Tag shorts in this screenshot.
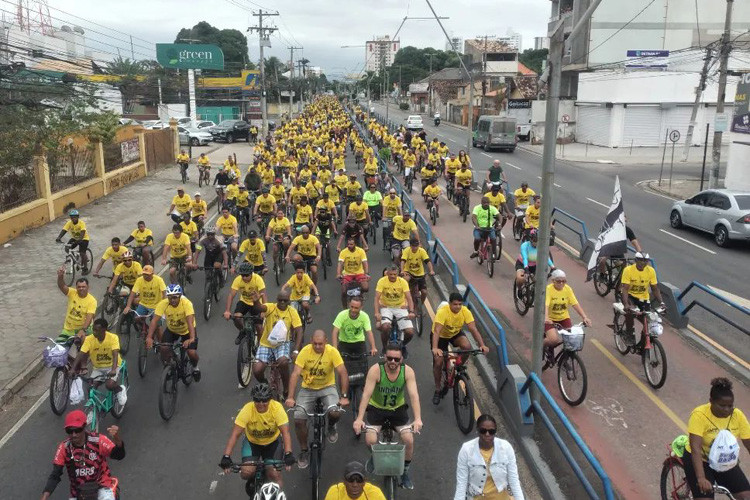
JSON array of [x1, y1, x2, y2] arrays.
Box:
[[169, 257, 187, 268], [380, 308, 413, 330], [294, 386, 339, 420], [545, 318, 572, 332], [628, 295, 651, 312], [683, 450, 750, 498], [341, 274, 367, 284], [365, 404, 410, 431], [204, 251, 224, 267], [291, 296, 311, 309], [90, 365, 121, 381], [69, 487, 116, 500], [68, 239, 89, 253], [433, 331, 466, 351], [515, 261, 536, 272], [241, 436, 280, 461], [406, 275, 427, 291], [234, 301, 263, 317], [135, 305, 165, 329], [391, 239, 410, 250], [222, 235, 237, 246], [133, 245, 151, 257], [301, 254, 318, 267], [256, 342, 292, 363], [473, 228, 497, 240], [162, 328, 198, 349]]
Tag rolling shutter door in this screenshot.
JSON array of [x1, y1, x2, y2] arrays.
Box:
[[622, 106, 662, 146], [576, 106, 611, 146], [661, 106, 694, 144]]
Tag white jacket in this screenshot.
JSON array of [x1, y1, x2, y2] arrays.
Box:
[[454, 437, 524, 500]]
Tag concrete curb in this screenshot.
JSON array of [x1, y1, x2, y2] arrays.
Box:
[[636, 180, 682, 200]]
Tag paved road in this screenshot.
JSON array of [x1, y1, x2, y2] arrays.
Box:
[[0, 149, 542, 499], [371, 101, 749, 362]]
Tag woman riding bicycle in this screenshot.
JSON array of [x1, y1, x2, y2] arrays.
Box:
[[514, 230, 554, 291], [543, 269, 592, 358]]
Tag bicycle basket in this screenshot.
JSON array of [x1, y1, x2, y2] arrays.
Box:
[[648, 316, 664, 337], [560, 326, 585, 351], [43, 344, 69, 368], [371, 443, 405, 476], [344, 356, 369, 383]]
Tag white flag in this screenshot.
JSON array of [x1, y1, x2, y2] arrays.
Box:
[[586, 176, 627, 281]]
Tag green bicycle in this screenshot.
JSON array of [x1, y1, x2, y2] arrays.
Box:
[[80, 362, 129, 433]]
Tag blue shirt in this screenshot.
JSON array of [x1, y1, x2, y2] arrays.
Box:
[[518, 241, 554, 268]]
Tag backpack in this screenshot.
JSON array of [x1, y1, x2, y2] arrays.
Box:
[[707, 412, 740, 472]]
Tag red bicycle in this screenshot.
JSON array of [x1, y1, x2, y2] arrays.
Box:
[[660, 439, 738, 499], [474, 227, 497, 278], [436, 349, 484, 434]]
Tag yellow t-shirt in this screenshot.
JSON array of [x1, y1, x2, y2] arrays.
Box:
[[445, 158, 461, 174], [285, 274, 314, 301], [260, 303, 302, 348], [268, 217, 291, 237], [514, 188, 536, 207], [292, 234, 319, 256], [306, 181, 323, 199], [164, 233, 191, 258], [239, 238, 266, 266], [155, 296, 195, 336], [226, 184, 239, 201], [81, 331, 121, 369], [621, 265, 658, 302], [235, 191, 250, 208], [270, 184, 286, 199], [255, 194, 277, 214], [295, 205, 314, 225], [231, 274, 266, 305], [191, 200, 207, 217], [456, 169, 473, 187], [177, 153, 189, 163], [325, 185, 341, 203], [295, 344, 343, 390], [318, 169, 332, 185], [63, 219, 89, 241], [375, 276, 410, 308], [130, 228, 153, 247], [63, 289, 98, 331], [345, 181, 362, 197], [545, 284, 579, 322], [433, 304, 475, 339], [298, 168, 313, 184], [290, 187, 307, 205], [197, 156, 210, 166], [235, 400, 289, 446], [392, 216, 417, 241], [114, 261, 142, 287], [334, 175, 348, 190], [382, 196, 401, 219], [525, 205, 540, 229], [401, 246, 429, 277], [686, 404, 750, 460], [364, 159, 378, 175], [424, 185, 441, 199], [348, 202, 368, 222], [484, 192, 506, 210], [217, 214, 238, 236], [316, 199, 336, 212], [338, 247, 367, 275], [171, 194, 193, 214], [102, 246, 128, 266], [131, 275, 166, 309], [324, 482, 387, 500], [180, 221, 198, 240]]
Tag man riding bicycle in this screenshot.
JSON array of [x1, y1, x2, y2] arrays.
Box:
[[236, 230, 267, 276], [390, 212, 419, 265], [374, 265, 416, 353], [161, 224, 194, 285], [177, 149, 189, 180], [122, 264, 166, 336], [55, 209, 90, 273], [337, 237, 370, 309], [57, 268, 96, 341], [266, 209, 293, 262], [337, 215, 368, 251], [620, 252, 665, 346], [193, 226, 229, 283], [70, 318, 127, 407], [123, 220, 154, 266], [485, 159, 507, 193], [455, 163, 473, 208], [283, 264, 321, 324], [469, 197, 500, 261], [332, 296, 378, 359], [400, 237, 435, 305], [224, 262, 267, 345], [348, 194, 371, 237], [217, 206, 240, 259], [287, 225, 321, 284], [167, 187, 192, 224], [363, 184, 383, 229]]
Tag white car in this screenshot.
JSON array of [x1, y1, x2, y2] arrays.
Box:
[[178, 127, 212, 146], [193, 120, 216, 130], [405, 115, 424, 131]]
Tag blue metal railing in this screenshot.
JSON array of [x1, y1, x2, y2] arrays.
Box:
[[520, 374, 615, 500], [414, 210, 433, 243], [401, 192, 414, 215], [432, 238, 460, 287], [677, 281, 750, 336], [462, 284, 510, 369], [551, 207, 589, 251]]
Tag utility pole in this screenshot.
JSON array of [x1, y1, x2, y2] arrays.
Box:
[[479, 34, 490, 117], [709, 0, 733, 189], [682, 46, 714, 161], [288, 46, 302, 118], [129, 35, 135, 60], [248, 10, 278, 139], [428, 54, 434, 115]]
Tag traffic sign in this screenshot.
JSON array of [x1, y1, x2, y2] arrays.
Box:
[[561, 114, 570, 123], [669, 130, 681, 142]]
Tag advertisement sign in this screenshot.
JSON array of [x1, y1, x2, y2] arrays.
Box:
[[625, 49, 669, 69], [731, 72, 750, 134], [121, 138, 140, 164], [508, 99, 531, 109], [197, 70, 259, 90], [156, 44, 225, 70]]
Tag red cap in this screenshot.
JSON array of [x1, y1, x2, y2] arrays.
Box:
[[274, 178, 282, 183], [64, 410, 87, 429]]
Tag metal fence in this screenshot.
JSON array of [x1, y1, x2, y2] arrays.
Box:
[[0, 160, 38, 213], [104, 137, 141, 172], [48, 146, 95, 194]]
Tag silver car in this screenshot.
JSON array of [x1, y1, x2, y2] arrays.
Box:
[[669, 189, 750, 247], [178, 127, 212, 146]]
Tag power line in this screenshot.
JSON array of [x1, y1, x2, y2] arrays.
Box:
[[40, 1, 154, 46]]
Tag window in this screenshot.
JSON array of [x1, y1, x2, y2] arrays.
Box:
[[492, 121, 514, 134], [688, 193, 710, 206], [707, 194, 731, 210], [735, 195, 750, 210]]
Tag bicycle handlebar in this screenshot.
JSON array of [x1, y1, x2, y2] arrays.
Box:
[[287, 403, 345, 418], [442, 349, 485, 357]]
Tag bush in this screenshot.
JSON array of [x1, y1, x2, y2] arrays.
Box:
[[399, 102, 409, 110]]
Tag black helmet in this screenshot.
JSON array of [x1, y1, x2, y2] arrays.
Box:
[[251, 383, 272, 401], [238, 262, 254, 275]]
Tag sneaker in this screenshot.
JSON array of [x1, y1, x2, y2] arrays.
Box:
[[400, 471, 414, 490], [365, 456, 375, 474], [432, 390, 441, 405], [297, 449, 310, 469], [116, 385, 127, 406], [623, 331, 636, 346], [327, 424, 338, 444], [469, 252, 478, 259], [193, 367, 201, 382], [234, 331, 245, 345]]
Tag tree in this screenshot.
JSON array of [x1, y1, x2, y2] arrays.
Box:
[[104, 57, 144, 76], [174, 21, 251, 75], [519, 48, 548, 74]]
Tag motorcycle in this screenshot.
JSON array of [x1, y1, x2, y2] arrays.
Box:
[[434, 114, 441, 126]]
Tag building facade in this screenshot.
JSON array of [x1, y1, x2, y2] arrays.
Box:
[[445, 36, 463, 54], [534, 36, 550, 50], [365, 36, 400, 73]]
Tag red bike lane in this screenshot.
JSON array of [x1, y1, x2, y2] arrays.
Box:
[[406, 182, 749, 498]]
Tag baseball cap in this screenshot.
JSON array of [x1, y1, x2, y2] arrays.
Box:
[[634, 252, 650, 260], [194, 192, 201, 196], [177, 187, 184, 192], [344, 461, 366, 480], [141, 265, 154, 275], [64, 410, 87, 429]]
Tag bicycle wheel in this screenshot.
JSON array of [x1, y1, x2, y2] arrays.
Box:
[[100, 293, 118, 323], [512, 219, 522, 241], [83, 248, 93, 275], [384, 475, 398, 500], [322, 247, 328, 281], [158, 364, 178, 421], [415, 299, 424, 337], [371, 223, 377, 245], [64, 256, 76, 287], [453, 372, 475, 434], [237, 337, 253, 387], [612, 313, 629, 355], [557, 351, 588, 406], [117, 313, 132, 355], [181, 166, 187, 184], [203, 279, 213, 321], [111, 367, 128, 418], [49, 367, 70, 415], [487, 253, 494, 278], [513, 281, 529, 316], [269, 365, 284, 402], [85, 405, 100, 433], [137, 333, 148, 378], [643, 338, 668, 389], [660, 457, 691, 500], [593, 268, 612, 297], [177, 265, 187, 289], [431, 206, 437, 225], [462, 199, 468, 223], [310, 447, 322, 500]]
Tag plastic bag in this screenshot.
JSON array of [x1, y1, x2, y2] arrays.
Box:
[[267, 319, 288, 346], [708, 429, 740, 472], [69, 378, 84, 405]]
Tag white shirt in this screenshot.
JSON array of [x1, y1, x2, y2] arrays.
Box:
[[454, 437, 524, 500]]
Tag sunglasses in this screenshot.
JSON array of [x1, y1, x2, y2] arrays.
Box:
[[478, 428, 497, 435], [253, 398, 270, 404], [385, 356, 402, 362], [277, 299, 290, 303], [553, 279, 566, 284], [65, 427, 84, 435], [346, 476, 365, 484]]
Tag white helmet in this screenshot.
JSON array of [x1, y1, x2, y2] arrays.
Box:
[[254, 482, 286, 500]]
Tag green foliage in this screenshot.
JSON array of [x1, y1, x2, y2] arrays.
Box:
[[105, 57, 144, 76], [175, 21, 251, 75], [519, 48, 548, 74]]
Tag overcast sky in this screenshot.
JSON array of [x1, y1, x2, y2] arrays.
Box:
[[52, 0, 550, 78]]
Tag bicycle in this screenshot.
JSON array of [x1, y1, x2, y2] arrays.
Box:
[[593, 257, 628, 301], [60, 242, 93, 286], [513, 270, 536, 316], [403, 168, 414, 194], [474, 228, 496, 278], [39, 336, 78, 415], [215, 459, 288, 499], [123, 310, 154, 378], [512, 206, 527, 241], [154, 340, 196, 421], [288, 402, 344, 500], [80, 367, 129, 432], [543, 323, 588, 406], [270, 236, 287, 287], [364, 421, 415, 499], [97, 278, 126, 338], [318, 230, 333, 281], [178, 162, 188, 184], [426, 197, 438, 226], [341, 351, 371, 436], [169, 258, 188, 288], [236, 314, 262, 388], [198, 166, 211, 187], [445, 176, 455, 202], [199, 266, 225, 321], [406, 279, 425, 337], [437, 349, 483, 434], [611, 303, 668, 389], [455, 187, 470, 223], [660, 440, 738, 499]]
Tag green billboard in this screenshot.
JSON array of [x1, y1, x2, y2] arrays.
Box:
[[156, 43, 224, 70]]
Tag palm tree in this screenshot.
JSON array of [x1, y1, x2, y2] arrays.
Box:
[[105, 57, 144, 76]]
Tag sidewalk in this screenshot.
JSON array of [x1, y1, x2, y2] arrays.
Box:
[[0, 141, 255, 405], [641, 177, 715, 199]]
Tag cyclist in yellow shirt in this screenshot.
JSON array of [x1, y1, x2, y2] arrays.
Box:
[[254, 188, 277, 227], [287, 225, 321, 283], [400, 237, 435, 305], [217, 206, 240, 259], [162, 224, 195, 284], [620, 252, 665, 346], [177, 150, 190, 180], [224, 262, 267, 344], [337, 237, 370, 309], [283, 263, 321, 324], [167, 187, 192, 223], [122, 220, 154, 266], [236, 230, 267, 276], [324, 462, 386, 500], [524, 194, 542, 236], [197, 153, 210, 182], [344, 174, 362, 205], [123, 264, 166, 321], [55, 209, 91, 273], [191, 192, 208, 229], [390, 213, 419, 265], [70, 318, 126, 406], [92, 237, 128, 277], [266, 209, 293, 264], [544, 269, 591, 357], [513, 182, 536, 209], [107, 251, 141, 300], [56, 266, 97, 340], [455, 163, 473, 210], [270, 179, 286, 202], [293, 197, 314, 232], [374, 265, 416, 350], [147, 285, 200, 380]]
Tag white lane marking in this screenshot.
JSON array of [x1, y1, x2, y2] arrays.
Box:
[[586, 197, 610, 209], [506, 162, 522, 170], [481, 152, 493, 158], [536, 175, 563, 188], [659, 229, 717, 255]]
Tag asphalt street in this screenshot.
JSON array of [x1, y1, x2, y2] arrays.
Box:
[[370, 101, 749, 361], [0, 152, 531, 499]]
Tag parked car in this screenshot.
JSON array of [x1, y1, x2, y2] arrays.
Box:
[[405, 115, 423, 131], [173, 117, 193, 126], [516, 121, 531, 141], [193, 120, 216, 130], [119, 117, 140, 126], [145, 121, 169, 130], [669, 189, 750, 247], [209, 119, 251, 143], [473, 115, 517, 152], [178, 127, 213, 146]]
